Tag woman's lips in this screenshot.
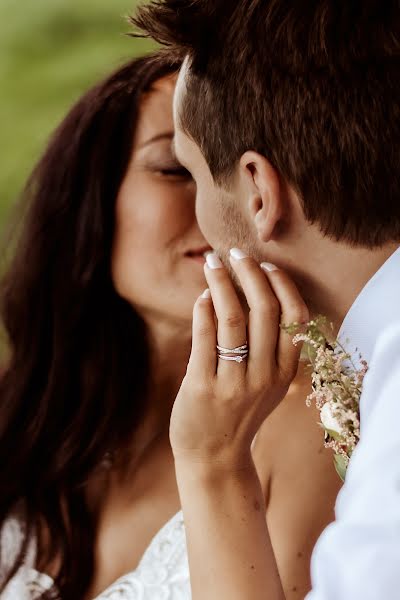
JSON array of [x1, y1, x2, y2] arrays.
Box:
[[185, 247, 213, 265], [187, 254, 207, 265]]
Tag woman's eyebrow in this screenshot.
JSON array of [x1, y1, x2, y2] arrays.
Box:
[[137, 132, 174, 149]]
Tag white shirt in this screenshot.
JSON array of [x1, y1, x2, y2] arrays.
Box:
[[307, 247, 400, 600]]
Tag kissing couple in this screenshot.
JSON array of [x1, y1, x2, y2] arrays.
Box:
[[133, 1, 400, 599], [0, 1, 398, 599]]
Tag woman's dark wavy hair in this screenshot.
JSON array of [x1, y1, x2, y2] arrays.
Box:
[[0, 52, 180, 599]]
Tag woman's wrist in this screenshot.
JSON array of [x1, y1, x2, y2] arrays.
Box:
[[173, 450, 258, 487]]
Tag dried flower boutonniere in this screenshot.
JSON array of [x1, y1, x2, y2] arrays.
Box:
[[282, 316, 368, 481]]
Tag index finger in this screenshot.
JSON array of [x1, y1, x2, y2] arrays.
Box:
[[187, 289, 218, 379], [260, 263, 309, 378], [228, 249, 282, 374]]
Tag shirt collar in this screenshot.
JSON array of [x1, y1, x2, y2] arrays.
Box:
[[338, 246, 400, 366]]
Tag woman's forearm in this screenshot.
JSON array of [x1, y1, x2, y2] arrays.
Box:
[[169, 256, 307, 599], [175, 458, 285, 600]]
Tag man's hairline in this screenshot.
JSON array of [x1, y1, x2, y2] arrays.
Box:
[[172, 56, 242, 191]]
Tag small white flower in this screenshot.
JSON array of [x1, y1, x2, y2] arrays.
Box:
[[320, 402, 343, 436]]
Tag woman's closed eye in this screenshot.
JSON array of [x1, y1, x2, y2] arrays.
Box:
[[158, 165, 192, 179], [154, 163, 192, 180], [140, 155, 193, 181]]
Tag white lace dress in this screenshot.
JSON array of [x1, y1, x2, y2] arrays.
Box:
[[0, 511, 190, 599]]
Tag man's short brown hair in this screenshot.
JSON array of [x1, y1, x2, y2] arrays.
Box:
[[133, 1, 400, 247]]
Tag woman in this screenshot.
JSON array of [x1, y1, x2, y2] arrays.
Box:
[[0, 53, 341, 600]]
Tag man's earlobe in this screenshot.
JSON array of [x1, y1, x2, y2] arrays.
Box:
[[240, 151, 283, 243]]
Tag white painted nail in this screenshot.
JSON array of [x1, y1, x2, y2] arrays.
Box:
[[260, 262, 279, 272], [201, 288, 211, 299], [230, 248, 248, 260], [206, 253, 223, 269]]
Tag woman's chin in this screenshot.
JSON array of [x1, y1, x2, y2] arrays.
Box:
[[171, 283, 208, 322]]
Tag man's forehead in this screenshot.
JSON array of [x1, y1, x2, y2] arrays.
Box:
[[172, 58, 209, 175], [172, 57, 189, 125], [172, 60, 190, 164]]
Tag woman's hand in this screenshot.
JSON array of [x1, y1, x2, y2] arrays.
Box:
[[170, 248, 309, 471], [170, 248, 308, 599]]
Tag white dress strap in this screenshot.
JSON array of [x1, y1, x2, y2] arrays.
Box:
[[93, 511, 190, 599], [0, 516, 56, 599]]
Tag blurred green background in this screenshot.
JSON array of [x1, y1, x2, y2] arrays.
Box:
[[0, 0, 154, 225]]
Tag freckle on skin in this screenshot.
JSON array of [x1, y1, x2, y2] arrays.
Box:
[[297, 551, 303, 558], [292, 586, 297, 592], [251, 565, 255, 570], [253, 500, 261, 512]]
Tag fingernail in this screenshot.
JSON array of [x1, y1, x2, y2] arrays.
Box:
[[206, 253, 223, 269], [230, 248, 248, 260], [201, 288, 211, 299], [260, 262, 279, 272]]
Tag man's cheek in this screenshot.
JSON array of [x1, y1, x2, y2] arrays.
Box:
[[195, 193, 218, 241]]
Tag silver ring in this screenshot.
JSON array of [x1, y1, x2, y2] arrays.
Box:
[[218, 354, 248, 363], [217, 343, 248, 355], [217, 342, 248, 363]]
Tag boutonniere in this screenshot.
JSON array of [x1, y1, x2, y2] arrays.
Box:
[[282, 317, 368, 481]]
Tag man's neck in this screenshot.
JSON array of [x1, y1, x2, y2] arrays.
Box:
[[294, 242, 400, 335]]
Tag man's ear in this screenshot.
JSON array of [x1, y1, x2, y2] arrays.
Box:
[[239, 151, 283, 242]]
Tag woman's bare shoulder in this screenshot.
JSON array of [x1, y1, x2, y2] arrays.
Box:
[[252, 362, 342, 599], [253, 361, 342, 502]]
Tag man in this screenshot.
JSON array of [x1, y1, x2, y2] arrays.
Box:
[[132, 1, 400, 598]]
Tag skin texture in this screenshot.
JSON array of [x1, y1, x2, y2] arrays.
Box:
[[168, 63, 400, 599], [87, 75, 341, 599]]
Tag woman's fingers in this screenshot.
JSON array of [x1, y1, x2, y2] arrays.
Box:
[[194, 250, 307, 388], [228, 249, 281, 375], [204, 253, 247, 377], [170, 250, 309, 466], [228, 250, 308, 384], [188, 289, 217, 379], [260, 262, 309, 379]]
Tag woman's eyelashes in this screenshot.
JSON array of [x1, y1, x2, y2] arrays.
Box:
[[142, 157, 192, 180], [158, 165, 192, 179]]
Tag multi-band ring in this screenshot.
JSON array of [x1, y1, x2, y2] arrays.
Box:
[[217, 342, 249, 363]]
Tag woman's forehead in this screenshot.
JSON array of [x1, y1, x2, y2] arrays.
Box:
[[135, 74, 177, 145]]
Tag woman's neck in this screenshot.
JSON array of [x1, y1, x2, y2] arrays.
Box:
[[113, 316, 192, 479], [148, 316, 193, 418]]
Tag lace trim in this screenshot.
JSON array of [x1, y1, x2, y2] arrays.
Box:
[[1, 512, 189, 599], [94, 511, 189, 599]]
